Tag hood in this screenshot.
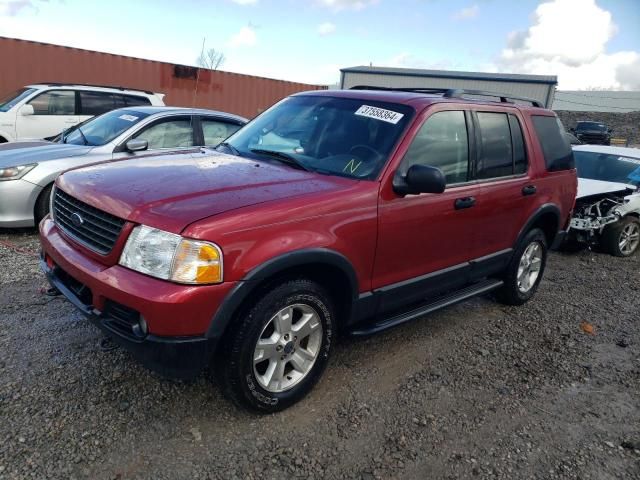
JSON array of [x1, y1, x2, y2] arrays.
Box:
[[577, 178, 637, 199], [57, 151, 354, 233], [0, 140, 53, 151], [0, 143, 92, 168]]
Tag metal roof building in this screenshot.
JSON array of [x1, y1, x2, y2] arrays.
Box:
[[340, 66, 558, 108]]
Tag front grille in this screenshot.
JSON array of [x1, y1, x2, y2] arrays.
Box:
[[578, 134, 607, 144], [53, 188, 125, 255]]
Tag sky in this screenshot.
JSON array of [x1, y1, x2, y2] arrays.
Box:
[[0, 0, 638, 90]]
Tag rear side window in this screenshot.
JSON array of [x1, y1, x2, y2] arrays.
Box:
[[531, 115, 574, 171], [79, 91, 117, 115], [123, 95, 152, 107], [510, 115, 527, 174], [28, 90, 75, 115], [475, 113, 513, 179], [474, 112, 528, 179], [401, 110, 469, 184]]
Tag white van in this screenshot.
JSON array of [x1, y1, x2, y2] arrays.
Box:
[[0, 83, 165, 142]]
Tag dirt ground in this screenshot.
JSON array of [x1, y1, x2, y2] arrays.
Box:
[[0, 229, 638, 480]]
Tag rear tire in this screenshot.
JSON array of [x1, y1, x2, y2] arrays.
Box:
[[602, 216, 640, 257], [496, 228, 548, 306], [34, 184, 53, 226], [215, 278, 335, 413]]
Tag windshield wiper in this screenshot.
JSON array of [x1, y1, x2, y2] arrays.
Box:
[[76, 127, 90, 146], [250, 148, 311, 171], [217, 142, 240, 156]]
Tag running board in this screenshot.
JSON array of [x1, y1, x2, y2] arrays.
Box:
[[349, 279, 504, 336]]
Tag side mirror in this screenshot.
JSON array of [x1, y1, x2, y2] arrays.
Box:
[[569, 127, 575, 133], [20, 104, 35, 116], [125, 139, 148, 152], [393, 164, 446, 196]]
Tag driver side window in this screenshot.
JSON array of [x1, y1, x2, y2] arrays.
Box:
[[401, 110, 469, 185], [133, 116, 194, 150]]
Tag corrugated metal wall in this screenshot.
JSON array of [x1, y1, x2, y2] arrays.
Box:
[[0, 37, 326, 118], [341, 72, 555, 108]]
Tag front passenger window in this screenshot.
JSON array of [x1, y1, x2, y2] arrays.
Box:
[[133, 117, 194, 149], [201, 118, 242, 146], [400, 110, 469, 184], [28, 90, 75, 115]]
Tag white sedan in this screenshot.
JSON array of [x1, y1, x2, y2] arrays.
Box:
[[568, 145, 640, 257]]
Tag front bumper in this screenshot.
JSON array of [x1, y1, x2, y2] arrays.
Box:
[[39, 217, 237, 378], [0, 178, 42, 227]]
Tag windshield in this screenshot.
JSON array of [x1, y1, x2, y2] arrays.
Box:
[[64, 109, 150, 146], [219, 95, 414, 179], [0, 88, 36, 112], [576, 122, 606, 131], [574, 150, 640, 186]]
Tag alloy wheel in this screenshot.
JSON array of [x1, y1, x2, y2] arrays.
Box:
[[253, 304, 323, 393], [517, 241, 543, 293], [618, 222, 640, 256]]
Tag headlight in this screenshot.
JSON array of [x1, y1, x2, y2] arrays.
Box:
[[0, 163, 37, 181], [119, 225, 223, 284]]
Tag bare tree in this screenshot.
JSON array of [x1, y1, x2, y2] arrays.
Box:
[[197, 48, 226, 70]]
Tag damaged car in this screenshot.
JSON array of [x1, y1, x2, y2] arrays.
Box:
[[567, 145, 640, 257]]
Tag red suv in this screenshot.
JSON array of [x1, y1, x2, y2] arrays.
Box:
[[40, 88, 577, 412]]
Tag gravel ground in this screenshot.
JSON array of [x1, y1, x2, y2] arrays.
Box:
[[0, 229, 639, 480]]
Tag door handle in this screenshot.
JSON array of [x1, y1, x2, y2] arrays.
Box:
[[454, 196, 476, 210], [522, 185, 537, 196]]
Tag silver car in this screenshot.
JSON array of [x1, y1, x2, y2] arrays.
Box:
[[0, 106, 247, 227]]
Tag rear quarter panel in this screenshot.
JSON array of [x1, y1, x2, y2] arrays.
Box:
[[521, 110, 578, 229]]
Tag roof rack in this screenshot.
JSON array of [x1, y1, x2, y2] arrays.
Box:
[[349, 85, 543, 108], [39, 82, 155, 95]]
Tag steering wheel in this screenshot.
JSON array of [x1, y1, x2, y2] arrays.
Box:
[[349, 144, 381, 161]]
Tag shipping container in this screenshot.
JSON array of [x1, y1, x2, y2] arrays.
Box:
[[0, 36, 326, 118]]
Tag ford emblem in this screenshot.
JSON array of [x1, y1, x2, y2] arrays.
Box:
[[70, 212, 84, 227]]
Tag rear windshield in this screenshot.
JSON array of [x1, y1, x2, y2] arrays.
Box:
[[574, 150, 640, 186], [219, 95, 415, 180], [576, 122, 606, 131], [531, 115, 574, 171], [0, 88, 36, 112]]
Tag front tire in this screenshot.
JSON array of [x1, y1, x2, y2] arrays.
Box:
[[216, 279, 335, 413], [34, 184, 53, 226], [496, 228, 548, 306], [602, 216, 640, 257]]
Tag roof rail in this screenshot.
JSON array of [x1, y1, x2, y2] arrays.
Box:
[[39, 82, 156, 95], [349, 85, 543, 108]]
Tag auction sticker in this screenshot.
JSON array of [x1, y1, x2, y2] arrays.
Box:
[[119, 114, 139, 122], [355, 105, 404, 124]]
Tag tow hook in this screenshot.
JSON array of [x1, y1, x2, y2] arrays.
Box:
[[45, 286, 61, 297]]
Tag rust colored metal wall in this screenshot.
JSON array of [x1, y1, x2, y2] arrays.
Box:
[[0, 36, 326, 118]]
